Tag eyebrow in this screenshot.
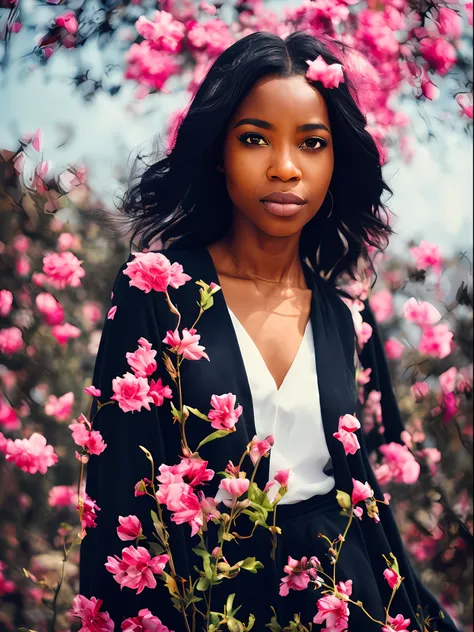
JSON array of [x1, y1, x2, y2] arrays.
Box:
[[233, 117, 330, 133]]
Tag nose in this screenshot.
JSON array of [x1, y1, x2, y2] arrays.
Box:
[[266, 150, 302, 181]]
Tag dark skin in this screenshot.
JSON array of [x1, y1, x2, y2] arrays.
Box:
[[207, 74, 335, 390]]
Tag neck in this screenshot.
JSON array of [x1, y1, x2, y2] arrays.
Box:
[[215, 225, 306, 288]]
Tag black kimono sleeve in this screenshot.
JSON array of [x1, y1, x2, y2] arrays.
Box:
[[78, 261, 171, 626]]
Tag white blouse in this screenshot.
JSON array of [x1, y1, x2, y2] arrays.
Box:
[[218, 306, 335, 506]]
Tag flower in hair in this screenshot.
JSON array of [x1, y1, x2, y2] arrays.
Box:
[[305, 56, 345, 89]]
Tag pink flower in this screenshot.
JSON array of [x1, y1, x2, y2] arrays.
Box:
[[126, 337, 158, 378], [42, 251, 85, 289], [313, 593, 350, 630], [51, 322, 82, 345], [0, 327, 24, 356], [274, 468, 291, 488], [169, 489, 204, 536], [82, 302, 102, 327], [69, 417, 107, 456], [435, 7, 462, 40], [410, 382, 429, 401], [369, 289, 393, 323], [135, 10, 186, 53], [382, 613, 412, 631], [351, 479, 374, 505], [333, 414, 360, 455], [107, 305, 117, 320], [402, 297, 441, 327], [420, 37, 457, 75], [121, 608, 173, 632], [0, 290, 13, 317], [279, 556, 321, 596], [385, 338, 405, 360], [219, 477, 249, 500], [105, 546, 169, 594], [207, 393, 243, 431], [161, 457, 214, 488], [418, 324, 454, 359], [123, 252, 172, 293], [383, 567, 401, 589], [78, 494, 101, 532], [379, 442, 421, 485], [5, 432, 58, 474], [84, 385, 101, 397], [117, 515, 143, 541], [249, 434, 274, 466], [55, 10, 78, 34], [36, 292, 65, 325], [148, 378, 173, 406], [71, 594, 114, 632], [0, 395, 20, 431], [306, 55, 345, 89], [163, 327, 209, 361], [336, 579, 353, 599], [456, 92, 473, 118], [48, 485, 77, 507], [409, 241, 443, 275], [45, 391, 74, 422], [111, 372, 154, 413]]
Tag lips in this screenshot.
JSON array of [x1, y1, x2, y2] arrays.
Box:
[[260, 191, 306, 204]]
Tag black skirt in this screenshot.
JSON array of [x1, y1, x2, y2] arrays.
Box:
[[208, 489, 456, 631]]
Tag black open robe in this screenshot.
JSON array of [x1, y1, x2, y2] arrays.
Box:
[[79, 245, 459, 631]]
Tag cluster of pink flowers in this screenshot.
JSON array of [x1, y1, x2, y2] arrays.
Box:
[[403, 297, 454, 360], [71, 595, 114, 632], [156, 457, 219, 535], [2, 432, 58, 474]]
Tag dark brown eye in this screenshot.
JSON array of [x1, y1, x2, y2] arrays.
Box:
[[238, 133, 327, 151]]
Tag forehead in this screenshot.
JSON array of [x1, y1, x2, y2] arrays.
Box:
[[231, 75, 330, 126]]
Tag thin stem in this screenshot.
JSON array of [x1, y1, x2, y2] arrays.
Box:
[[50, 546, 66, 632]]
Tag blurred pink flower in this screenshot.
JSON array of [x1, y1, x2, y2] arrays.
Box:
[[352, 479, 374, 505], [418, 323, 454, 359], [111, 372, 154, 413], [82, 302, 102, 327], [55, 10, 78, 34], [107, 305, 117, 320], [369, 288, 393, 323], [135, 10, 186, 53], [0, 290, 13, 317], [5, 432, 58, 474], [43, 251, 85, 289], [84, 385, 101, 397], [0, 395, 20, 431], [48, 485, 77, 507], [274, 468, 291, 488], [0, 327, 24, 356], [385, 338, 405, 360], [45, 391, 74, 422], [71, 594, 114, 632], [207, 392, 243, 431], [420, 37, 457, 75], [402, 297, 441, 327], [51, 322, 82, 345], [105, 546, 169, 594], [36, 292, 65, 325], [409, 241, 443, 275], [379, 442, 421, 485], [435, 7, 462, 40], [456, 92, 473, 118]]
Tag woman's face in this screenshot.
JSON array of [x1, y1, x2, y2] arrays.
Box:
[[219, 74, 334, 239]]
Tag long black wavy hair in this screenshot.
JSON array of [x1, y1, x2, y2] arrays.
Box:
[[118, 30, 395, 287]]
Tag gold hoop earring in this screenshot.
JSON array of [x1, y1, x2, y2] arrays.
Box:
[[324, 190, 334, 219]]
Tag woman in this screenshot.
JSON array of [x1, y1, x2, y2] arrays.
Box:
[[79, 31, 459, 631]]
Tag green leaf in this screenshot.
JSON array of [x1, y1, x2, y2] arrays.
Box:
[[186, 406, 211, 422], [196, 576, 210, 592], [239, 557, 264, 573], [196, 429, 230, 450]]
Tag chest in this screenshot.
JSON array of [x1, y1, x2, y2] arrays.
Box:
[[219, 278, 312, 392]]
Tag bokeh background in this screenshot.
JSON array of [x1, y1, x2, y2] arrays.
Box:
[[0, 0, 472, 630]]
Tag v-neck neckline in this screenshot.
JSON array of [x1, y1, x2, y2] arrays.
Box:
[[227, 306, 311, 395]]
